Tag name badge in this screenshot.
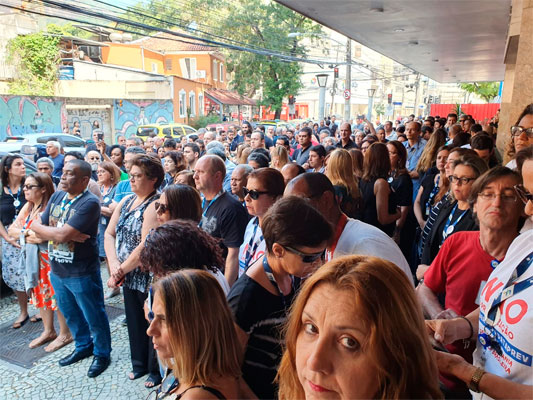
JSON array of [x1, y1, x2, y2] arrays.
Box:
[[475, 280, 487, 305], [57, 221, 64, 228]]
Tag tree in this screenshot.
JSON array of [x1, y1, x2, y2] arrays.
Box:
[[128, 0, 322, 119], [374, 103, 385, 118], [7, 33, 60, 96], [459, 82, 499, 103]]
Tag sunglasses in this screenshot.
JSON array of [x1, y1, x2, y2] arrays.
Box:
[[154, 202, 169, 214], [510, 126, 533, 138], [284, 246, 325, 263], [515, 184, 533, 204], [22, 184, 41, 190], [243, 187, 269, 200]]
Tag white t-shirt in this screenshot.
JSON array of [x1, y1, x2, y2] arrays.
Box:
[[332, 218, 414, 286], [472, 230, 533, 400], [211, 268, 230, 295], [238, 217, 266, 277]]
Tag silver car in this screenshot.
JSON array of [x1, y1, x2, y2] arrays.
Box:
[[0, 133, 86, 160]]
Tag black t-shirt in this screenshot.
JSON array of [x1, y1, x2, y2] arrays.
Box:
[[360, 178, 397, 236], [228, 274, 294, 399], [419, 173, 438, 220], [390, 172, 413, 207], [41, 190, 101, 278], [199, 191, 248, 249]]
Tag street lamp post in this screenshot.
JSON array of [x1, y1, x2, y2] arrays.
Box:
[[367, 87, 376, 122], [316, 74, 329, 121]]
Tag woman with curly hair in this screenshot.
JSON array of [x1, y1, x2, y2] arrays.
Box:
[[278, 255, 442, 399], [325, 148, 363, 219]]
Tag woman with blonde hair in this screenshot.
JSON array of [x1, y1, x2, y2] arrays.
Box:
[[278, 255, 442, 400], [147, 269, 241, 399], [416, 128, 448, 179], [325, 149, 362, 219], [270, 145, 289, 170]]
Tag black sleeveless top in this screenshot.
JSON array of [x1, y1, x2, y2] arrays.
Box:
[[360, 177, 397, 237], [173, 385, 226, 399]]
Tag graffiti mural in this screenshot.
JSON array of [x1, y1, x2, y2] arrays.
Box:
[[113, 99, 173, 137], [0, 96, 67, 140], [67, 108, 112, 141]]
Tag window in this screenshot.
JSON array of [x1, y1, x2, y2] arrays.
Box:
[[179, 89, 186, 118], [219, 63, 224, 82], [212, 59, 218, 81], [183, 126, 196, 135], [198, 93, 204, 115], [179, 57, 197, 79], [173, 127, 183, 137], [165, 58, 172, 71], [189, 91, 196, 117]]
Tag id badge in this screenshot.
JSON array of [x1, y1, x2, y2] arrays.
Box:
[[19, 234, 25, 247], [101, 216, 107, 226], [57, 221, 64, 228], [475, 280, 487, 305]]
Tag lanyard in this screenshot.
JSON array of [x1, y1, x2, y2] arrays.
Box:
[[243, 217, 263, 267], [425, 175, 440, 216], [7, 185, 22, 210], [325, 213, 348, 262], [485, 251, 533, 327], [59, 190, 86, 223], [441, 203, 468, 243], [23, 203, 42, 230], [201, 191, 224, 218], [262, 257, 292, 310]]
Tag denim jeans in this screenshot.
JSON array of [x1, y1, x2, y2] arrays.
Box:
[[50, 269, 112, 358]]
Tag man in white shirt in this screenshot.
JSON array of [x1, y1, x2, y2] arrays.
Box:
[[284, 173, 413, 285]]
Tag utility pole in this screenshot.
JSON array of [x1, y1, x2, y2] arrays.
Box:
[[344, 38, 351, 121], [413, 72, 421, 117]]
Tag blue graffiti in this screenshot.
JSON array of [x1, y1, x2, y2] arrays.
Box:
[[0, 96, 65, 140], [114, 99, 173, 137]]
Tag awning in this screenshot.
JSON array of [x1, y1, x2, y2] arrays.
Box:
[[204, 89, 256, 106]]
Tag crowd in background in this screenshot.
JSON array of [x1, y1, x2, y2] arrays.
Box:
[[0, 103, 532, 399]]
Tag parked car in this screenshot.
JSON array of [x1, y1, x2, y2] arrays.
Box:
[[136, 123, 197, 140], [0, 133, 86, 161], [258, 120, 294, 131]]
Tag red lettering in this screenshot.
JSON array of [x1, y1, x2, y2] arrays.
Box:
[[482, 278, 503, 303], [505, 299, 528, 325]]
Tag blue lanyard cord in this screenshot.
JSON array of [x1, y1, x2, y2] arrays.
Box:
[[59, 190, 86, 223], [485, 251, 533, 327], [7, 185, 21, 201], [441, 203, 468, 243], [425, 175, 441, 216], [244, 218, 263, 267], [201, 191, 224, 217], [262, 257, 292, 310]]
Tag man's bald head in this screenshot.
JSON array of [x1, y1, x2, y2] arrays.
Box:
[[281, 162, 305, 186], [284, 173, 337, 220]]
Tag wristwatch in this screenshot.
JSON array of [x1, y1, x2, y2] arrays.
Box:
[[468, 367, 485, 392]]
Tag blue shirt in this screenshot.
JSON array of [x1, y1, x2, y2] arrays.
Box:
[[113, 179, 132, 203], [404, 138, 427, 201], [51, 154, 65, 179]]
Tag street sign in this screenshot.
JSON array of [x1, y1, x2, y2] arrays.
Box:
[[393, 101, 402, 106], [385, 104, 394, 116], [343, 89, 351, 100]]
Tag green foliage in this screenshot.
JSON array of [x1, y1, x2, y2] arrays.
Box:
[[189, 114, 220, 129], [374, 103, 385, 117], [7, 33, 60, 96], [453, 103, 462, 116], [46, 23, 93, 38], [459, 82, 499, 103], [130, 0, 322, 119]]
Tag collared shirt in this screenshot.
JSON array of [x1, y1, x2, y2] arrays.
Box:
[[403, 138, 427, 172], [386, 131, 397, 141], [306, 166, 325, 174], [336, 139, 358, 150], [294, 145, 312, 165]]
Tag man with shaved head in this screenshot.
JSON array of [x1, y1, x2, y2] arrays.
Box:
[[336, 122, 357, 149], [194, 155, 248, 286], [284, 173, 413, 284], [280, 162, 305, 186]]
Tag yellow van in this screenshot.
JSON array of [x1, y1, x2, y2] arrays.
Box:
[[136, 123, 197, 139]]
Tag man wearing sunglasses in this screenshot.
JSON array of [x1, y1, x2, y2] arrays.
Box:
[[194, 155, 248, 286], [284, 173, 413, 284]]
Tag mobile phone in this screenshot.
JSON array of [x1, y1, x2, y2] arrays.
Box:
[[429, 336, 450, 353], [97, 132, 104, 141]]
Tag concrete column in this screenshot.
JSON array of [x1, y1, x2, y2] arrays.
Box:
[[497, 0, 533, 162]]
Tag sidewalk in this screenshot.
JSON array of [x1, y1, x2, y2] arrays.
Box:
[[0, 266, 151, 400]]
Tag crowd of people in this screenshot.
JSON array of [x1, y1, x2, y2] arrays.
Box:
[[0, 102, 532, 399]]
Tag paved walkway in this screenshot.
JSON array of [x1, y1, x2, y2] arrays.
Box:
[[0, 266, 151, 399]]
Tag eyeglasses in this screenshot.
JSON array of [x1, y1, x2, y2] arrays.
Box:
[[129, 173, 144, 181], [449, 175, 477, 185], [23, 184, 40, 190], [154, 202, 169, 214], [510, 126, 533, 138], [284, 246, 325, 263], [515, 184, 533, 204], [243, 187, 269, 200], [477, 192, 517, 203], [145, 369, 179, 400]]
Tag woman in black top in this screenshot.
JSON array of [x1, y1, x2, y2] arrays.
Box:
[[360, 143, 401, 236], [227, 196, 332, 399], [420, 154, 488, 265], [0, 154, 28, 329]]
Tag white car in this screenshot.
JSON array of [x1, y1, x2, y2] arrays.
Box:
[[0, 133, 86, 160]]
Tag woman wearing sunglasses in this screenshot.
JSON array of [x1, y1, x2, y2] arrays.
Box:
[[228, 196, 333, 399], [155, 184, 202, 225], [505, 103, 533, 170], [238, 167, 285, 277]]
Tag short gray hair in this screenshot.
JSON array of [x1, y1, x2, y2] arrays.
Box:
[[206, 146, 226, 161], [125, 146, 146, 155], [36, 157, 54, 169], [46, 140, 61, 150], [233, 163, 253, 177]]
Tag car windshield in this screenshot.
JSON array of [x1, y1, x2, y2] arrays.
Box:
[[138, 127, 158, 136]]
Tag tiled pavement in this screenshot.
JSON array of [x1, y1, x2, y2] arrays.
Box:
[[0, 266, 151, 399]]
